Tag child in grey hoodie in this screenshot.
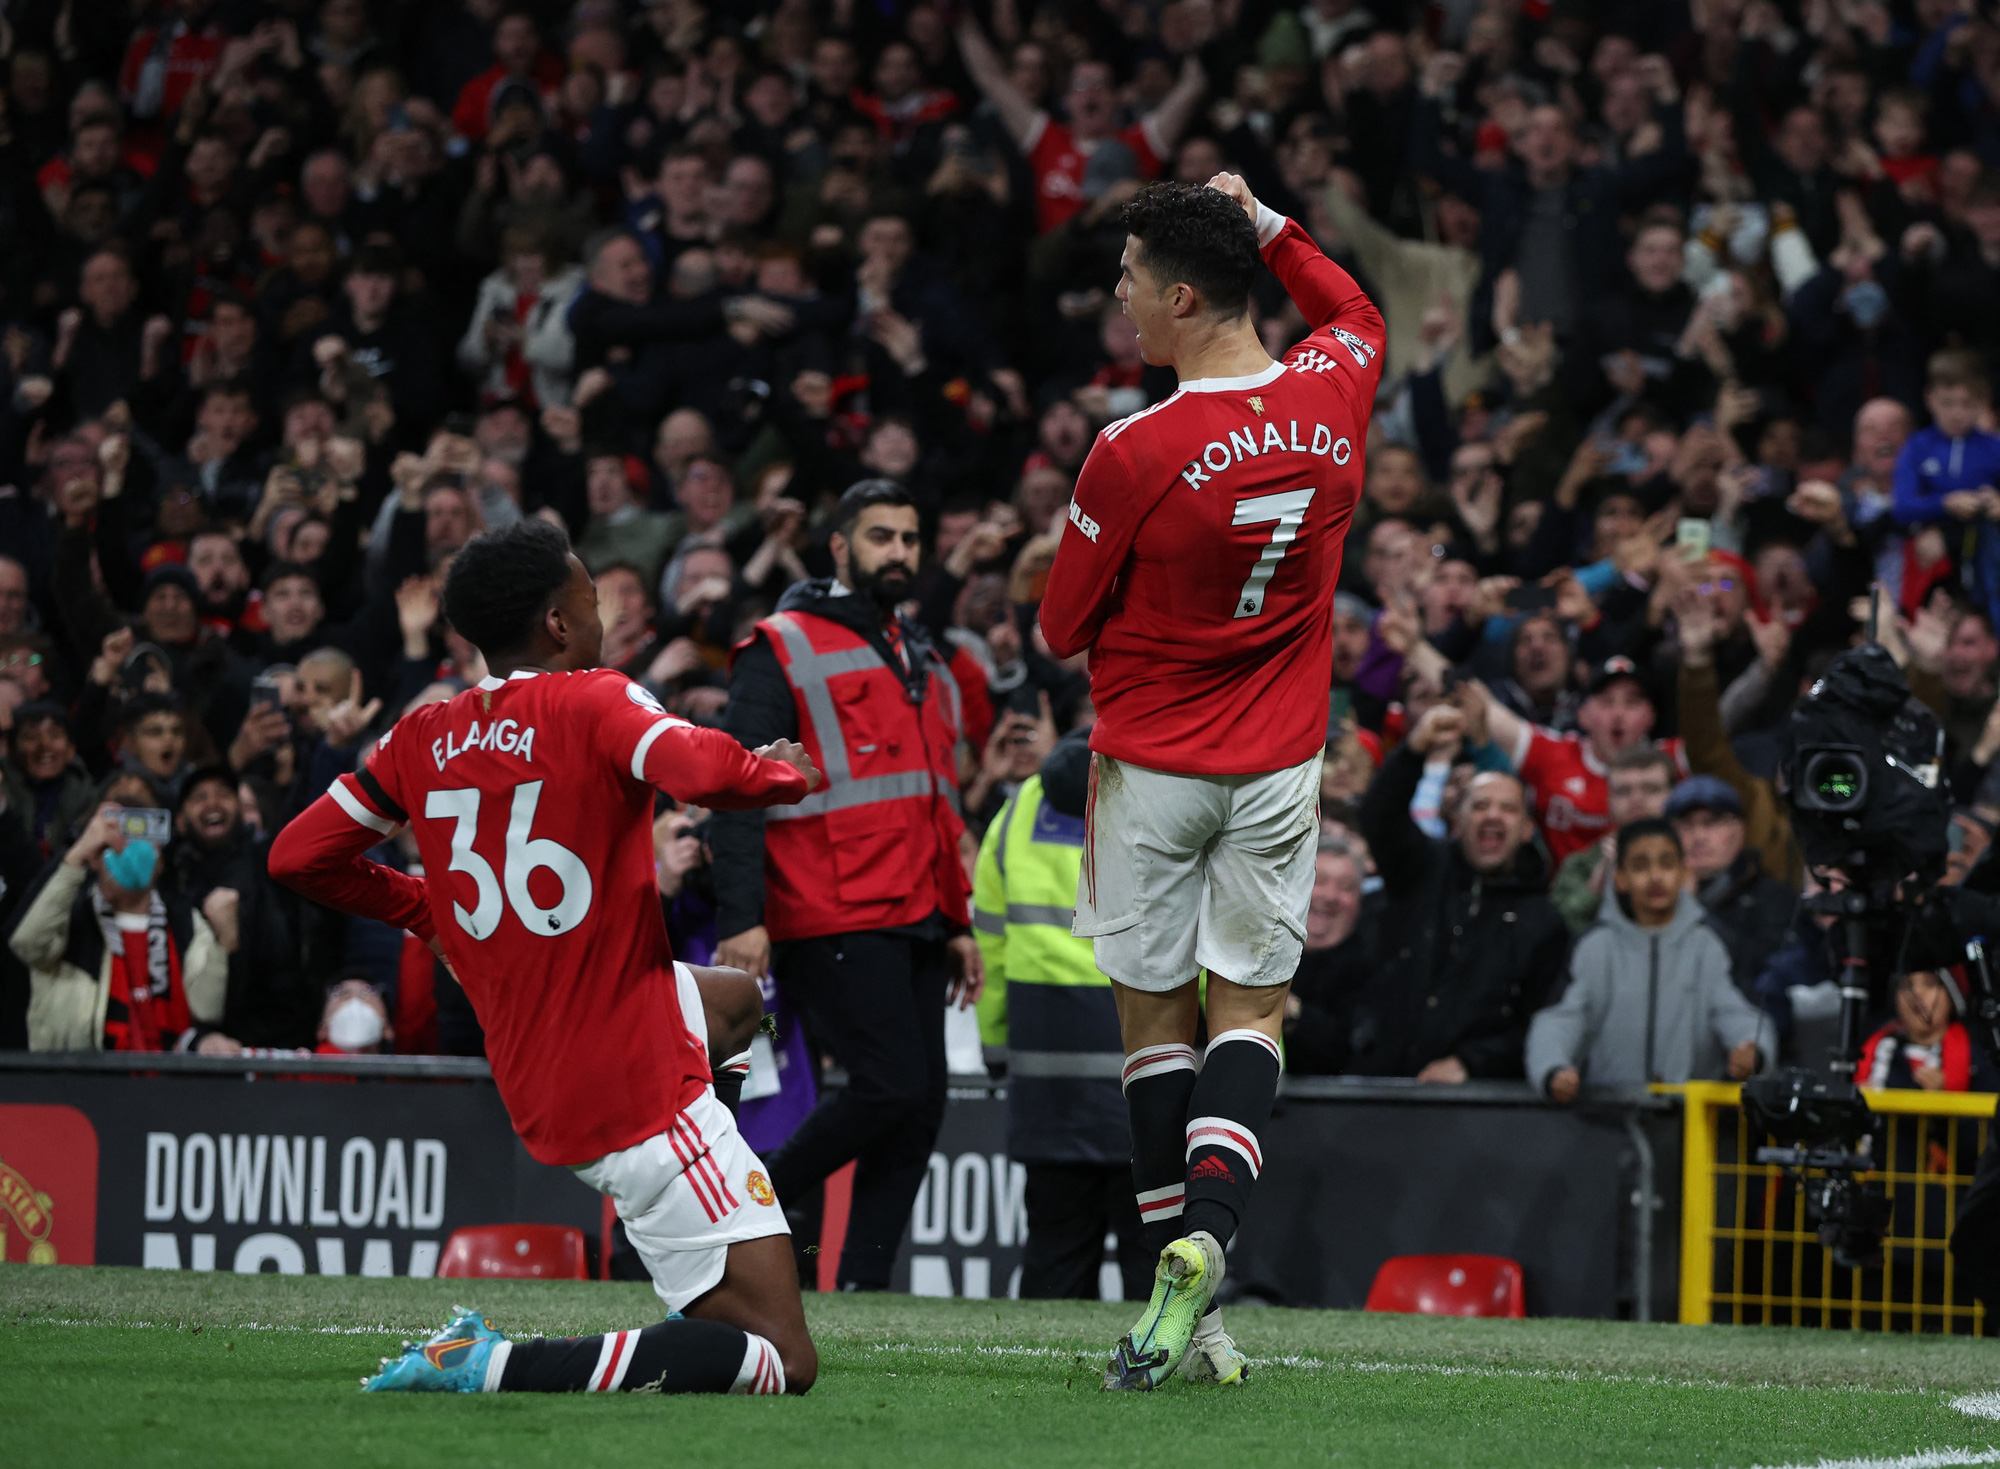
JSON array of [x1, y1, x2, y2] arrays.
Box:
[[1527, 818, 1774, 1102]]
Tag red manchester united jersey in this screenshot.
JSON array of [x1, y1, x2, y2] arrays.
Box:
[[1510, 726, 1690, 865], [1039, 214, 1386, 776], [1023, 114, 1163, 233], [270, 668, 809, 1165]]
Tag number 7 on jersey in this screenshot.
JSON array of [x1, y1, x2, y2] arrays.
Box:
[[1231, 487, 1317, 618]]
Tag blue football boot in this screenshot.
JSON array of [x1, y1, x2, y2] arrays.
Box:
[[363, 1307, 505, 1393]]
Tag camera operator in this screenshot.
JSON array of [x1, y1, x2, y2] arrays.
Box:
[[1666, 777, 1796, 998]]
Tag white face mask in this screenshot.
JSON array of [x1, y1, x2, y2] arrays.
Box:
[[326, 996, 385, 1052]]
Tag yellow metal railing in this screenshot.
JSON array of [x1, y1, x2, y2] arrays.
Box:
[[1667, 1081, 1993, 1332]]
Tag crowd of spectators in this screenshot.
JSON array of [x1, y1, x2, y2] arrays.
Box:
[[5, 0, 2000, 1096]]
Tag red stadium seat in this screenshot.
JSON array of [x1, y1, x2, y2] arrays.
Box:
[[1363, 1254, 1526, 1318], [437, 1225, 588, 1280]]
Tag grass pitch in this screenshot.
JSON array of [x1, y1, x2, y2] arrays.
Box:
[[6, 1266, 2000, 1468]]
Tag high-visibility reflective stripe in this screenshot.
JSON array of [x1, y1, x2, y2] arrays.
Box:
[[1006, 902, 1075, 928], [972, 910, 1005, 936], [766, 768, 940, 821], [931, 656, 964, 817], [767, 613, 962, 821], [1008, 1050, 1126, 1079], [766, 614, 851, 789], [770, 638, 880, 684], [992, 792, 1020, 882], [934, 657, 963, 739]]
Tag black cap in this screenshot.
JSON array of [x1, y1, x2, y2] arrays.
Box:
[[1039, 727, 1092, 819], [142, 563, 201, 605], [1586, 654, 1650, 700], [174, 763, 237, 812]]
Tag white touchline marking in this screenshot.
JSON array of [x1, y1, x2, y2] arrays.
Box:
[[857, 1343, 1916, 1396], [1956, 1396, 2000, 1421], [1738, 1450, 2000, 1469], [26, 1317, 434, 1336]]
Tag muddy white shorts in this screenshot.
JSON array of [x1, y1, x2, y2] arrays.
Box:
[[1073, 752, 1320, 992], [570, 967, 788, 1313]]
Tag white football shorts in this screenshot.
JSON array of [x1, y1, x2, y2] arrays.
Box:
[[1072, 752, 1320, 992], [569, 964, 789, 1313]]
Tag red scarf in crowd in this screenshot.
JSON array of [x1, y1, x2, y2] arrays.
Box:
[[93, 892, 191, 1052]]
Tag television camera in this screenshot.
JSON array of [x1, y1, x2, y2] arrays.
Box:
[[1761, 635, 2000, 1269]]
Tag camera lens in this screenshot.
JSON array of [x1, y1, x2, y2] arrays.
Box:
[[1801, 748, 1867, 810]]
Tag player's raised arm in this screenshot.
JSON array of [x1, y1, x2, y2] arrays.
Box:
[[269, 767, 436, 940], [624, 702, 821, 809], [1208, 172, 1385, 350]]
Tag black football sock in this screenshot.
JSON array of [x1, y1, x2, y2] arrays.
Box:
[[1122, 1042, 1199, 1259], [712, 1048, 753, 1117], [1180, 1028, 1282, 1247], [494, 1319, 785, 1394]]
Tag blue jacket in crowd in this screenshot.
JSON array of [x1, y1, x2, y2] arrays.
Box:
[[1892, 425, 2000, 631]]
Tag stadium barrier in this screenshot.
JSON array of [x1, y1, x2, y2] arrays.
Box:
[[0, 1051, 602, 1276], [1231, 1079, 1680, 1321], [1666, 1080, 1991, 1333], [0, 1052, 1021, 1288], [0, 1055, 1679, 1316], [28, 1055, 1981, 1330]]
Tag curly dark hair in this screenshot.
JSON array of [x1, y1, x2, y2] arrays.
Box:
[[442, 519, 574, 658], [1119, 182, 1262, 319]]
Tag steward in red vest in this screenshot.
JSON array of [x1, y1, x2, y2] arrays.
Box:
[[710, 481, 986, 1292]]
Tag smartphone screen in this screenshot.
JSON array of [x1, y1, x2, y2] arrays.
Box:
[[113, 807, 173, 847], [1677, 518, 1712, 564]]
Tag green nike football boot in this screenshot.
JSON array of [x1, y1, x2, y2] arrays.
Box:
[[1102, 1231, 1224, 1391]]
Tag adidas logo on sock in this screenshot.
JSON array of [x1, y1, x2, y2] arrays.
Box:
[[1189, 1156, 1235, 1184]]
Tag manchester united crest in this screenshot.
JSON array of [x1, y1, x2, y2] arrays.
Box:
[[746, 1170, 776, 1207], [0, 1153, 58, 1264]]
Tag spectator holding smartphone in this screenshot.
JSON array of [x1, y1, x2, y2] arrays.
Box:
[[9, 784, 232, 1052], [963, 689, 1057, 829]]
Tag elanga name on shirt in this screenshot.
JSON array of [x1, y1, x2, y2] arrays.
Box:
[[1178, 418, 1354, 491], [431, 717, 538, 771]]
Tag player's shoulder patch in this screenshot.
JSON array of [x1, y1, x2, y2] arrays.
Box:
[[1329, 326, 1377, 367], [576, 666, 667, 714], [1292, 329, 1377, 375], [622, 679, 666, 715]]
